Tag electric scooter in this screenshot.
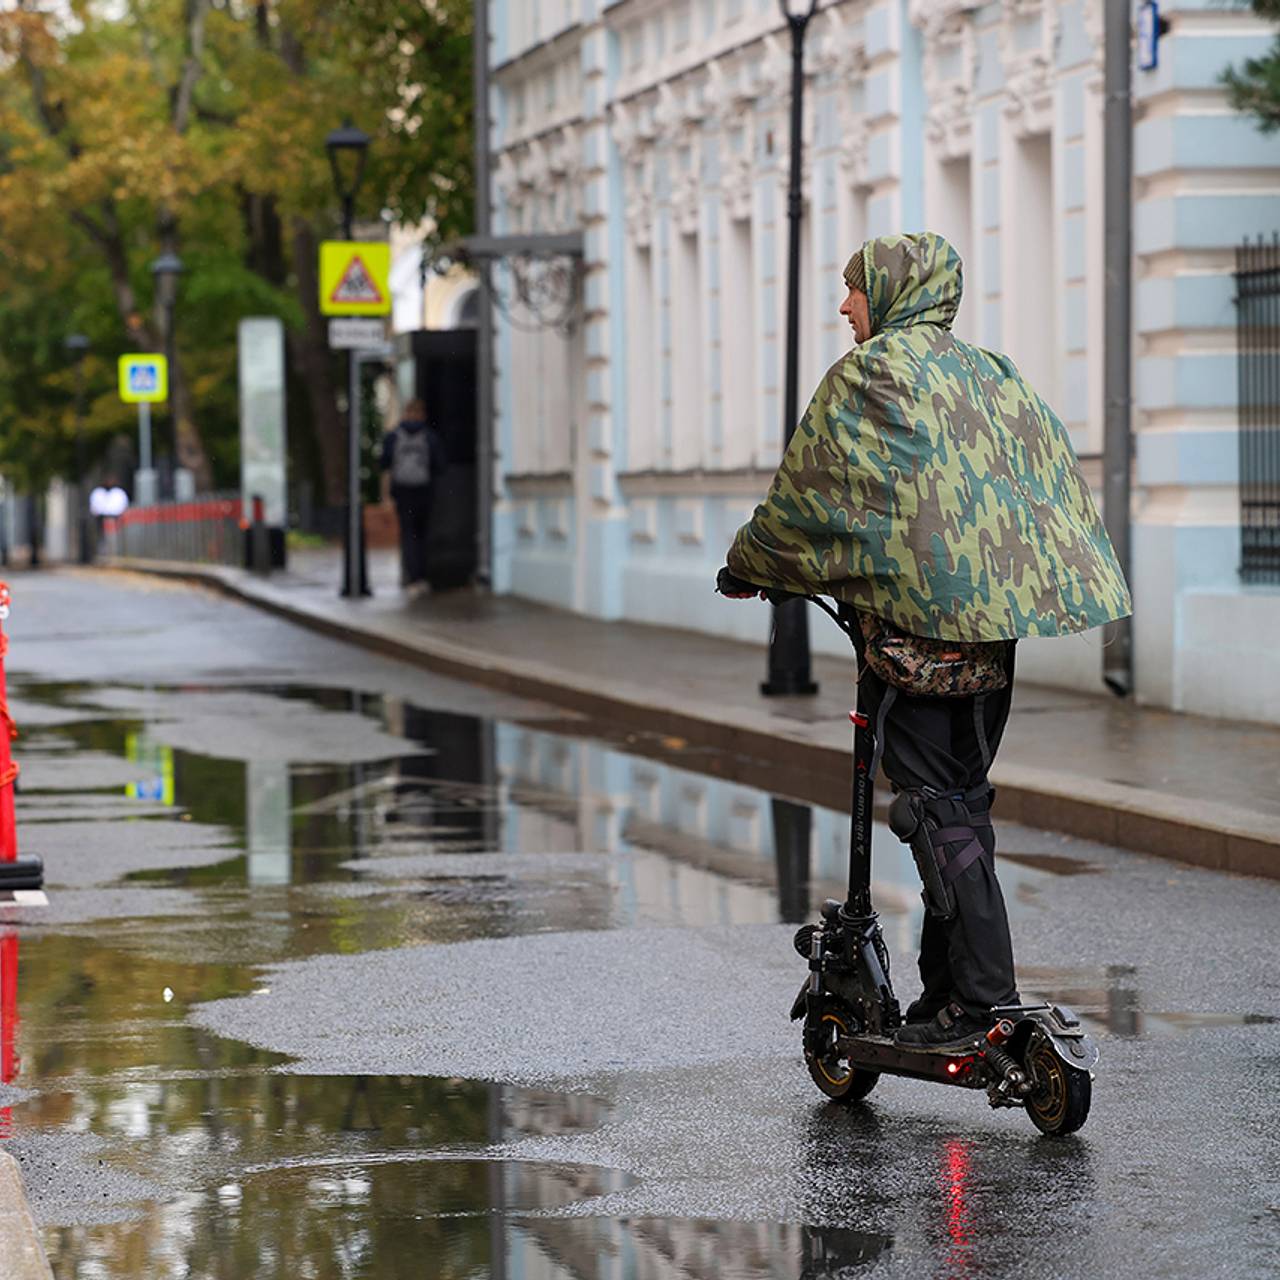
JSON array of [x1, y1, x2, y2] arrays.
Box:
[[782, 598, 1098, 1136]]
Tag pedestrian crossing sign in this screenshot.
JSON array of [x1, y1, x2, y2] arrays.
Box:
[[320, 241, 391, 317], [118, 353, 169, 404]]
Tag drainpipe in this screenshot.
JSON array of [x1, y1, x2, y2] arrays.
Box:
[[474, 0, 494, 587], [1102, 0, 1134, 697]]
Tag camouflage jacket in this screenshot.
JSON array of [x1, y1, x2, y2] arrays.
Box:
[[726, 232, 1132, 642]]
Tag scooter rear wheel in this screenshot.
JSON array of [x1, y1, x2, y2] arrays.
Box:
[[805, 1008, 879, 1104], [1024, 1033, 1091, 1136]]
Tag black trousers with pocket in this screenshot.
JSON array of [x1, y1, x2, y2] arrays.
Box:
[[853, 649, 1020, 1019], [393, 485, 435, 587]]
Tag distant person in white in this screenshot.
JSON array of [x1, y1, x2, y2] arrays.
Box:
[[89, 486, 129, 518]]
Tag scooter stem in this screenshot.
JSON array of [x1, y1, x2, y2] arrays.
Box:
[[846, 711, 875, 917]]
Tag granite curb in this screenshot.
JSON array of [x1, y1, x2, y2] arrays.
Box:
[[0, 1152, 53, 1279], [103, 558, 1278, 881]]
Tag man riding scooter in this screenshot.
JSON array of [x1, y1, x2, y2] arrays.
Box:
[[718, 232, 1131, 1051]]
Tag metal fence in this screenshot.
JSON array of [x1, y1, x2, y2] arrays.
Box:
[[1236, 236, 1280, 583], [103, 494, 244, 566]]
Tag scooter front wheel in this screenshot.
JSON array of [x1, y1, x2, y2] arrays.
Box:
[[805, 1007, 879, 1104], [1023, 1032, 1091, 1136]]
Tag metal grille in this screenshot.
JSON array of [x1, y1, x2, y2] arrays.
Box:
[[103, 494, 244, 566], [1236, 236, 1280, 582]]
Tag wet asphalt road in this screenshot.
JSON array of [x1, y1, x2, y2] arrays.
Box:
[[0, 568, 1277, 1279]]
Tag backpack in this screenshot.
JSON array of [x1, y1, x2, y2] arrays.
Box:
[[391, 427, 431, 488]]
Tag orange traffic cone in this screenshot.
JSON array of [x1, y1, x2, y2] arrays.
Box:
[[0, 584, 41, 892]]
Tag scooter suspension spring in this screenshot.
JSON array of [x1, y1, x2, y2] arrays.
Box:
[[984, 1043, 1027, 1094]]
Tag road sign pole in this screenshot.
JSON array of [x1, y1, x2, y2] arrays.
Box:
[[139, 402, 152, 472], [136, 403, 158, 507], [342, 350, 370, 598]]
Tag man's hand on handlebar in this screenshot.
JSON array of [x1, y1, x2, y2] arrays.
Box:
[[716, 566, 764, 599], [716, 568, 814, 608]]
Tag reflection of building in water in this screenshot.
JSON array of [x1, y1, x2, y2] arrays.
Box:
[[247, 758, 290, 886], [495, 722, 1083, 960], [381, 699, 501, 851]]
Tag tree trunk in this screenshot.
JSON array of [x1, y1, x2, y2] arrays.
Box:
[[290, 218, 346, 506]]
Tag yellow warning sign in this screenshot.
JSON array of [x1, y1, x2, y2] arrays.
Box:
[[319, 241, 391, 317]]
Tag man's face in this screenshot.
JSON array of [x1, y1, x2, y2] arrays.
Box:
[[839, 286, 872, 345]]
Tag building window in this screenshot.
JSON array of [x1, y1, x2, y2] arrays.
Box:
[[1007, 132, 1059, 407], [721, 217, 758, 468], [931, 154, 973, 337], [628, 243, 657, 470], [671, 232, 704, 469], [1235, 239, 1280, 583]]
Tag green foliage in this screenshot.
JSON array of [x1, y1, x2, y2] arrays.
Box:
[[1222, 1, 1280, 131], [0, 0, 473, 493]]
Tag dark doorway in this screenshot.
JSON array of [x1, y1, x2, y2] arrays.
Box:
[[396, 329, 479, 589]]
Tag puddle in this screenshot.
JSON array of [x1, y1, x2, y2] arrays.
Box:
[[39, 1153, 895, 1280], [3, 675, 1265, 1275]]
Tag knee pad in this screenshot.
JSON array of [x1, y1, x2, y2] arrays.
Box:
[[888, 790, 956, 920]]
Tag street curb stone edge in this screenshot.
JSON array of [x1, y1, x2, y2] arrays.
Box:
[[0, 1152, 53, 1279]]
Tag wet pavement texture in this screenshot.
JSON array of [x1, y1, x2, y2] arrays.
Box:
[[0, 569, 1276, 1278]]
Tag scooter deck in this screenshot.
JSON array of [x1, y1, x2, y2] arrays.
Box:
[[839, 1032, 988, 1088]]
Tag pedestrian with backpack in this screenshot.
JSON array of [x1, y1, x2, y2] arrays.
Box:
[[380, 398, 447, 597]]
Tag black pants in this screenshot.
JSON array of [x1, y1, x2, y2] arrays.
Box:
[[393, 487, 434, 587], [855, 653, 1020, 1018]]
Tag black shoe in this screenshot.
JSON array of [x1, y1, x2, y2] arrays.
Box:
[[904, 995, 948, 1025], [895, 1002, 989, 1050]]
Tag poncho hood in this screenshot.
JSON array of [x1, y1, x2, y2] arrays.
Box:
[[727, 232, 1132, 642]]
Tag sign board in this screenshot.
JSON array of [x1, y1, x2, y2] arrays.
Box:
[[1137, 1, 1163, 72], [329, 317, 387, 350], [118, 354, 168, 404], [237, 317, 288, 528], [320, 241, 391, 317]]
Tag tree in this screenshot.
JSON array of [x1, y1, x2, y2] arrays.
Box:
[[0, 0, 473, 505], [1222, 1, 1280, 131]]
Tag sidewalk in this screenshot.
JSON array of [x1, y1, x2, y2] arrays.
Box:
[[106, 548, 1280, 880]]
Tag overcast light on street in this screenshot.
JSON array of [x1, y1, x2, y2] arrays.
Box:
[[1, 1, 1280, 1278]]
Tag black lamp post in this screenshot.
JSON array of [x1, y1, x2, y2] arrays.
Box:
[[326, 119, 373, 598], [763, 0, 819, 697], [150, 252, 184, 496], [64, 334, 91, 563], [327, 120, 371, 240]]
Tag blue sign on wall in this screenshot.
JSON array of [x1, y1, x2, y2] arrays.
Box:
[[1137, 1, 1165, 73]]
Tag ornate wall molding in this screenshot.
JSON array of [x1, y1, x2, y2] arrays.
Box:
[[613, 101, 657, 247], [494, 124, 585, 235], [909, 0, 984, 41], [916, 1, 980, 159], [999, 0, 1061, 138]]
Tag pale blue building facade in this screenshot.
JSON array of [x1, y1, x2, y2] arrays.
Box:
[[483, 0, 1280, 724]]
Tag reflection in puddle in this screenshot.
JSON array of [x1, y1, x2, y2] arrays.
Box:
[[2, 677, 1268, 1276], [43, 1152, 898, 1280]]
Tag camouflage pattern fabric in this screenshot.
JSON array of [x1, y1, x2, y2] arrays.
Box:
[[726, 232, 1132, 642]]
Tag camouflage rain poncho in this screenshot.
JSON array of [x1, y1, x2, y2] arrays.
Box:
[[726, 232, 1132, 642]]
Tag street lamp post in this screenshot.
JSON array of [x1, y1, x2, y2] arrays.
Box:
[[64, 335, 91, 564], [150, 253, 185, 498], [326, 119, 373, 599], [763, 0, 819, 697]]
